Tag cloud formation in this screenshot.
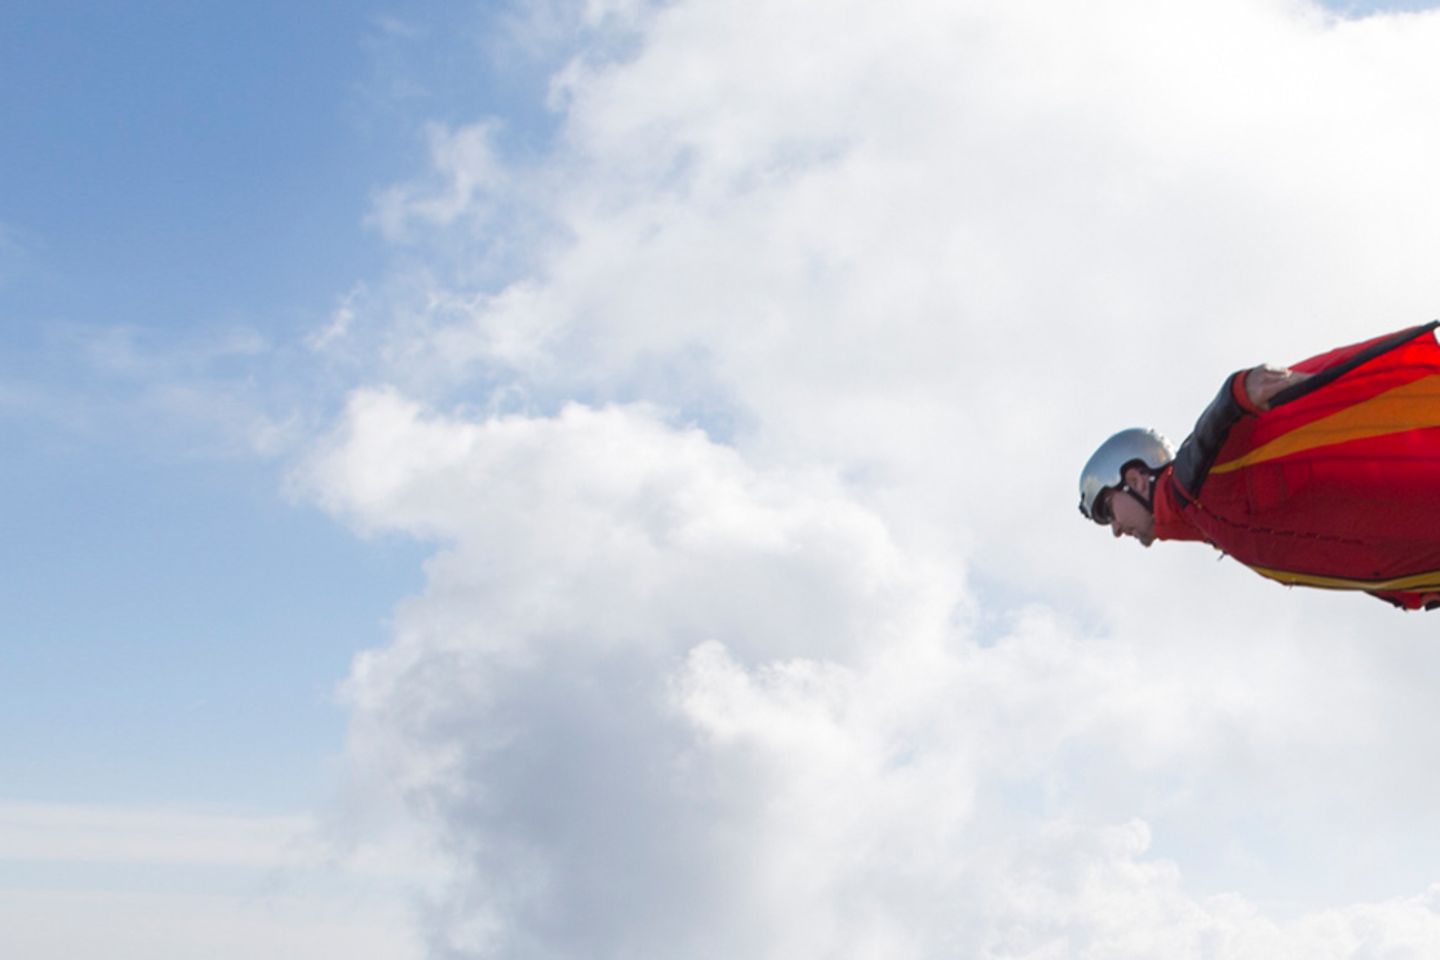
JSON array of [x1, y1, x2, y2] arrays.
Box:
[[304, 0, 1440, 955], [0, 801, 425, 960]]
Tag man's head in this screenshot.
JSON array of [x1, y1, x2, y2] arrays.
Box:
[[1090, 464, 1157, 545], [1078, 428, 1173, 546]]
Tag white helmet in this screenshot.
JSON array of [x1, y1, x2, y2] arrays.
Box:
[[1078, 428, 1174, 523]]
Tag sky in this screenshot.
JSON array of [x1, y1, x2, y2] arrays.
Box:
[[6, 0, 1440, 956]]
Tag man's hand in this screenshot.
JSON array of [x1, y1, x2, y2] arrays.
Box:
[[1244, 365, 1313, 411]]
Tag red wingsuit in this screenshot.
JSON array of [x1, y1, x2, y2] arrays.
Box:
[[1151, 322, 1440, 610]]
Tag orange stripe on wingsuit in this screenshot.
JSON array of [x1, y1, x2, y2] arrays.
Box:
[[1248, 564, 1440, 592], [1211, 373, 1440, 474]]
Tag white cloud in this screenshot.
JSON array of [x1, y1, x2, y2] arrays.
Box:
[[0, 889, 419, 960], [370, 123, 509, 243], [0, 801, 311, 867], [304, 0, 1440, 955], [0, 800, 427, 960]]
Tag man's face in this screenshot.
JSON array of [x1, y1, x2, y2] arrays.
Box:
[[1108, 490, 1155, 546]]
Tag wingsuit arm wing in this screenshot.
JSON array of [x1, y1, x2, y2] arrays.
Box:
[[1172, 323, 1440, 501]]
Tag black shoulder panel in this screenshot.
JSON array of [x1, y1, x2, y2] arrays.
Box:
[[1170, 372, 1246, 501]]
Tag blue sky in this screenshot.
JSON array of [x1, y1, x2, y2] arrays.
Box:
[[8, 0, 1440, 956], [2, 2, 443, 810], [0, 1, 601, 814]]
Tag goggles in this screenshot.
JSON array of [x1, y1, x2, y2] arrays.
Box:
[[1089, 486, 1117, 526]]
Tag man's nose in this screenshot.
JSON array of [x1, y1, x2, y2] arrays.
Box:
[[1111, 522, 1123, 538]]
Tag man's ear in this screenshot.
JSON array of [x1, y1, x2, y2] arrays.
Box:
[[1122, 464, 1151, 493]]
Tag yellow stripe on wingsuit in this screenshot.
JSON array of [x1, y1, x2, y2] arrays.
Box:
[[1211, 373, 1440, 474], [1249, 564, 1440, 592]]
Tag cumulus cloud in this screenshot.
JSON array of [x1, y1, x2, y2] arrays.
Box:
[[302, 0, 1440, 955]]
